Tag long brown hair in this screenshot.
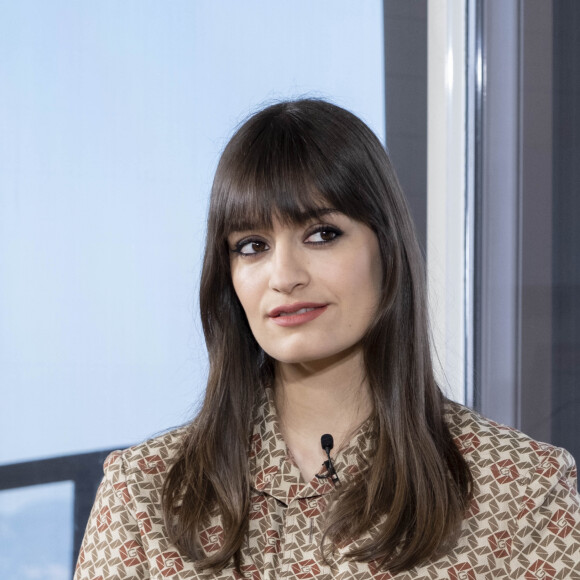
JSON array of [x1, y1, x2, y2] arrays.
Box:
[[163, 99, 472, 573]]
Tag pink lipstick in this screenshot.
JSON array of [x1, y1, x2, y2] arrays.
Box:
[[268, 302, 328, 327]]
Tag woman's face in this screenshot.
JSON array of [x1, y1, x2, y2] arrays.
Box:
[[228, 209, 383, 367]]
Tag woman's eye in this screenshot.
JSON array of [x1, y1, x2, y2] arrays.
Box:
[[235, 239, 269, 255], [305, 227, 342, 244]]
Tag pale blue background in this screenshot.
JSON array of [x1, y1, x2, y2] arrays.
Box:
[[0, 0, 385, 464]]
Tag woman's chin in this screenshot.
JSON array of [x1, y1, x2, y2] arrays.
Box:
[[271, 343, 363, 371]]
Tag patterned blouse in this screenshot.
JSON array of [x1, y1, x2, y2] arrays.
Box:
[[75, 389, 580, 579]]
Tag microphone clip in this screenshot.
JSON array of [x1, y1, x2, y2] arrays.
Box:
[[316, 434, 340, 485]]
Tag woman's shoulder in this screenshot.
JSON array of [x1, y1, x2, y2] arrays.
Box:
[[445, 400, 577, 496], [444, 402, 579, 578], [101, 425, 188, 487]]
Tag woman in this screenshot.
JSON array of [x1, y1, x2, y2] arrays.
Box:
[[75, 99, 579, 579]]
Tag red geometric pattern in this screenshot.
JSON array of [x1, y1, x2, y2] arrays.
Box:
[[103, 451, 120, 470], [517, 495, 537, 519], [524, 559, 557, 579], [136, 511, 152, 534], [291, 558, 320, 578], [448, 562, 475, 580], [113, 482, 130, 504], [536, 456, 561, 478], [137, 454, 166, 474], [156, 551, 184, 577], [548, 509, 575, 538], [74, 388, 580, 579], [199, 525, 224, 553], [491, 459, 519, 483], [119, 540, 146, 566], [288, 483, 300, 501], [297, 497, 323, 518], [310, 477, 334, 495], [454, 432, 481, 455], [95, 506, 111, 533], [249, 494, 268, 520], [254, 465, 279, 490], [264, 529, 280, 554], [530, 440, 552, 457]]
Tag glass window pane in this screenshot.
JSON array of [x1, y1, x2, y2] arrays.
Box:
[[0, 482, 74, 580]]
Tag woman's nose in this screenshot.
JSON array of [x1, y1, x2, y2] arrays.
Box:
[[268, 244, 310, 294]]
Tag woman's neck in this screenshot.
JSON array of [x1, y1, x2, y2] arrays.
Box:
[[274, 347, 373, 482]]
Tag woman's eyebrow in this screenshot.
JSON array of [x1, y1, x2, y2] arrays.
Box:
[[294, 207, 340, 222]]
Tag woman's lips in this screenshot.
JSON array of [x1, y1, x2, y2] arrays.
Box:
[[268, 303, 328, 327]]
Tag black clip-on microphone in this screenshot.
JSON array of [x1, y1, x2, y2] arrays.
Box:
[[317, 433, 340, 485]]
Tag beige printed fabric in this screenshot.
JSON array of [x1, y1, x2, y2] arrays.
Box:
[[75, 388, 580, 579]]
